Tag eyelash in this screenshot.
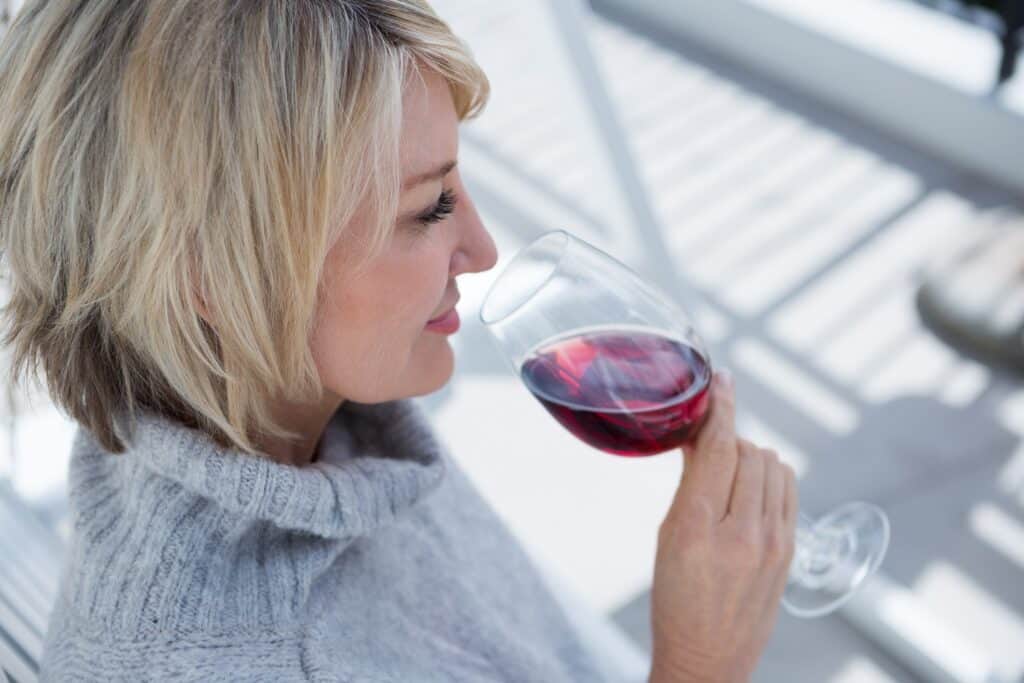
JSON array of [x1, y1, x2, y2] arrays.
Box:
[[415, 188, 458, 226]]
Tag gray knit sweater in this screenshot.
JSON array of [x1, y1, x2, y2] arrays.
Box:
[[39, 399, 620, 682]]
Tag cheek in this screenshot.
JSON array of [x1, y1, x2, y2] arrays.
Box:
[[304, 229, 454, 394], [306, 280, 440, 400]]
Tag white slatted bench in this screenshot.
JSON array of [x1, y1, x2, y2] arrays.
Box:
[[0, 482, 63, 683]]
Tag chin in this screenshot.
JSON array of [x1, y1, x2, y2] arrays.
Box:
[[411, 340, 455, 397], [366, 336, 456, 402]]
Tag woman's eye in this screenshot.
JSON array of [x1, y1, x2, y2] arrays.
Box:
[[415, 188, 458, 226]]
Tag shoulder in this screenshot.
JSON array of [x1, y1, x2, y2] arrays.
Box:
[[57, 442, 342, 643]]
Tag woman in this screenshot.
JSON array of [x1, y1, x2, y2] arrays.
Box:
[[0, 1, 796, 681]]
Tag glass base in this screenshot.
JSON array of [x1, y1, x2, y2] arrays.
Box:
[[782, 502, 890, 618]]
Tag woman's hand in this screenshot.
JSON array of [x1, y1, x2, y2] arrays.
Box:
[[648, 371, 797, 683]]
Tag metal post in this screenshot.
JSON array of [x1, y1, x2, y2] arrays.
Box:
[[545, 0, 698, 314]]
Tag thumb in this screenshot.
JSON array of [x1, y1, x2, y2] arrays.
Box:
[[674, 370, 736, 520], [663, 447, 714, 533]]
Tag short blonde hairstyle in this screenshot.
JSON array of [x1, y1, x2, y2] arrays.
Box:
[[0, 0, 489, 454]]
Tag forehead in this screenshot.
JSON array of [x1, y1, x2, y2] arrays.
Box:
[[400, 68, 459, 174]]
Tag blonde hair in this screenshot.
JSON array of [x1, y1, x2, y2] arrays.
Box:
[[0, 0, 489, 454]]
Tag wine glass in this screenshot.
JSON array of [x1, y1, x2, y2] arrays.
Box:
[[478, 229, 889, 618]]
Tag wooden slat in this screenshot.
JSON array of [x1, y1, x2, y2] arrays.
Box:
[[0, 597, 40, 666]]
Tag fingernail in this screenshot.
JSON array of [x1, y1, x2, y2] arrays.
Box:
[[718, 368, 733, 389]]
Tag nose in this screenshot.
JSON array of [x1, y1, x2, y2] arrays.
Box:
[[450, 190, 498, 277]]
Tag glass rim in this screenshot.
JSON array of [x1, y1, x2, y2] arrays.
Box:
[[479, 229, 570, 327]]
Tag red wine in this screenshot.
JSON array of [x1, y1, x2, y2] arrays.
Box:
[[520, 328, 711, 457]]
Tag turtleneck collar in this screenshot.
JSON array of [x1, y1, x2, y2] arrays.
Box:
[[87, 398, 448, 540]]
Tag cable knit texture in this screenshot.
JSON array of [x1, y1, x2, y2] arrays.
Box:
[[39, 399, 615, 682]]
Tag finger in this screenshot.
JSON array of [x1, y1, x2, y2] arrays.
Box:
[[693, 370, 736, 454], [765, 551, 792, 622], [762, 450, 784, 520], [684, 371, 737, 521], [762, 454, 794, 596], [727, 439, 765, 525], [781, 462, 798, 530], [769, 470, 799, 604]]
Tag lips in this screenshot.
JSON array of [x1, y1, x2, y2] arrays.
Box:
[[428, 294, 460, 324]]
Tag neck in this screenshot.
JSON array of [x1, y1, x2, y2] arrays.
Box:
[[258, 392, 344, 467]]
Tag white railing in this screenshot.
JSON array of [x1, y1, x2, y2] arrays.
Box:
[[593, 0, 1024, 197]]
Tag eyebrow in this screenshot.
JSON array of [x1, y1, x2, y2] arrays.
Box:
[[402, 159, 457, 190]]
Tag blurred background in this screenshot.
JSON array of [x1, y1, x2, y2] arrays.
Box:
[[2, 1, 1023, 682]]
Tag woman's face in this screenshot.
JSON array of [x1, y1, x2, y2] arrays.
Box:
[[310, 68, 498, 404]]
